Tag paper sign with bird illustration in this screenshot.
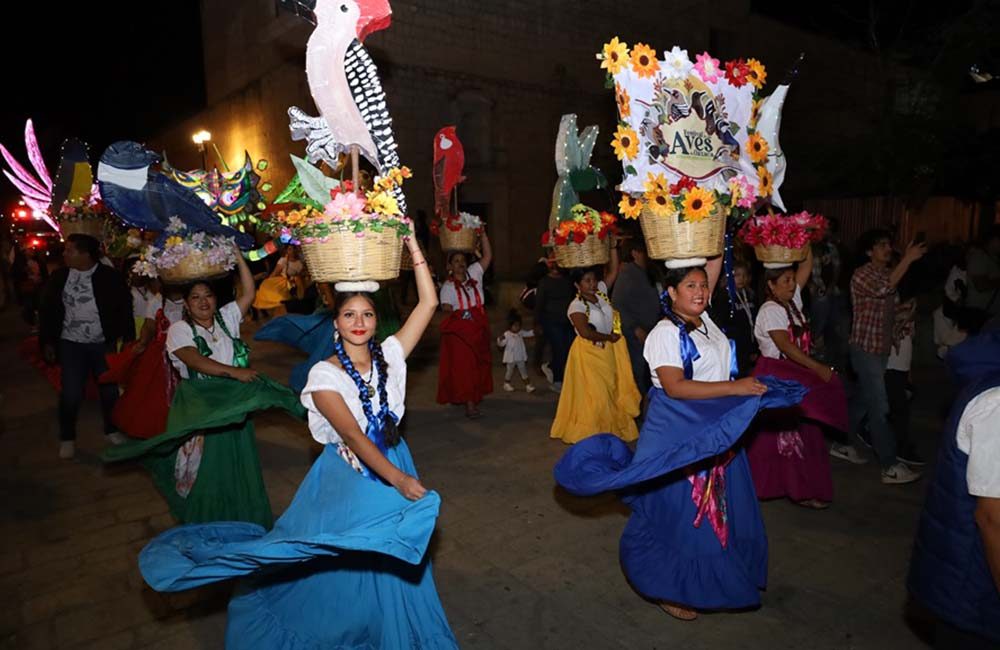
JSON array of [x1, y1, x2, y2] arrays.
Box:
[[600, 40, 789, 212]]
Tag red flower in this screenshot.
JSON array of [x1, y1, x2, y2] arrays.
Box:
[[724, 59, 749, 87], [429, 219, 441, 236], [541, 230, 551, 246], [572, 230, 587, 244], [669, 176, 697, 195], [555, 233, 568, 246], [331, 180, 355, 198]]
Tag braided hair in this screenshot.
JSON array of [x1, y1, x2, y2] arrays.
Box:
[[762, 267, 808, 339], [333, 292, 400, 447]]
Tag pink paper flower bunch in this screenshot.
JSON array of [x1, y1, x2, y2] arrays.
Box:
[[739, 211, 827, 250]]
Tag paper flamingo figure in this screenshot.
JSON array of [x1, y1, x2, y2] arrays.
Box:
[[0, 120, 61, 232], [283, 0, 405, 213], [549, 114, 605, 229], [432, 126, 465, 218], [97, 141, 252, 248]]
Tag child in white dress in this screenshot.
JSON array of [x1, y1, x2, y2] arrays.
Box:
[[497, 309, 536, 392]]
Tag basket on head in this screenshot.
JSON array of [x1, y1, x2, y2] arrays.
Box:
[[439, 225, 477, 252], [754, 244, 808, 265], [60, 219, 105, 240], [300, 228, 403, 283], [553, 234, 610, 269], [157, 253, 233, 284], [639, 202, 726, 261]]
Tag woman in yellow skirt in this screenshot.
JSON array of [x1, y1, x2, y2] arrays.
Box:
[[550, 247, 641, 444], [252, 245, 306, 314]]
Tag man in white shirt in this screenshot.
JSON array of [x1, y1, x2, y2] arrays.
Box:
[[38, 235, 133, 459]]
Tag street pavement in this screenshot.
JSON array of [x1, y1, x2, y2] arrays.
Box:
[[0, 304, 946, 649]]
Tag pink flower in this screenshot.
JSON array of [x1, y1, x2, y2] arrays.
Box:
[[325, 192, 366, 222], [694, 52, 722, 83], [729, 175, 756, 209]]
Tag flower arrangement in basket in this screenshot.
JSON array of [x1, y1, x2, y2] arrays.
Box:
[[597, 38, 789, 261], [431, 211, 482, 252], [739, 211, 827, 267], [57, 194, 110, 239], [134, 217, 239, 283], [262, 166, 413, 282], [541, 204, 617, 268]]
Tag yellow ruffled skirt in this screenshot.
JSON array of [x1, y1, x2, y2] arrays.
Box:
[[253, 277, 294, 310], [550, 336, 641, 444]]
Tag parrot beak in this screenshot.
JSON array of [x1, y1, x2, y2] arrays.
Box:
[[356, 0, 392, 42]]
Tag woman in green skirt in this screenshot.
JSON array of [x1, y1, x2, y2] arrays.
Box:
[[104, 250, 303, 528]]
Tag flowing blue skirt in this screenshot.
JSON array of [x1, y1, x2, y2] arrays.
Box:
[[255, 312, 335, 393], [554, 377, 806, 610], [140, 442, 457, 649]]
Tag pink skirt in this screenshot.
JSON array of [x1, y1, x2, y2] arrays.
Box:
[[746, 357, 848, 503]]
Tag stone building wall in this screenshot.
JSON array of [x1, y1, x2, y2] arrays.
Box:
[[154, 0, 896, 279]]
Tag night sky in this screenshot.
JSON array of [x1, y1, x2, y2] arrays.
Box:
[[0, 1, 205, 209]]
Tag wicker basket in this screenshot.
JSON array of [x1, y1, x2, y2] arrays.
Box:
[[59, 219, 105, 239], [754, 244, 808, 264], [158, 253, 234, 284], [553, 233, 610, 268], [639, 203, 726, 261], [439, 225, 477, 252], [300, 228, 403, 283]]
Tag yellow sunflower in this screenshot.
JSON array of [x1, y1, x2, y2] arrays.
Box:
[[615, 84, 631, 118], [611, 125, 639, 161], [643, 171, 668, 194], [757, 166, 773, 197], [618, 194, 643, 219], [746, 133, 769, 164], [645, 190, 676, 218], [165, 236, 183, 247], [630, 43, 660, 78], [750, 99, 762, 126], [682, 187, 716, 222], [747, 58, 767, 89], [600, 37, 629, 75]]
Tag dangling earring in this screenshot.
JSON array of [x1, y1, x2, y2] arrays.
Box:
[[333, 329, 341, 343]]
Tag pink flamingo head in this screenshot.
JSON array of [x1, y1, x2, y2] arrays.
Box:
[[313, 0, 391, 42]]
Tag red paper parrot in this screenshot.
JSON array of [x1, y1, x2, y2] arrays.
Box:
[[432, 126, 465, 218]]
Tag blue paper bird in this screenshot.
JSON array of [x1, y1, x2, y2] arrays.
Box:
[[97, 141, 253, 248]]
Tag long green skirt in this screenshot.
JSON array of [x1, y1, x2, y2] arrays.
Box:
[[103, 375, 305, 529]]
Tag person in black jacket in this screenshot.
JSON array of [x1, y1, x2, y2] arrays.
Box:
[[38, 234, 133, 459]]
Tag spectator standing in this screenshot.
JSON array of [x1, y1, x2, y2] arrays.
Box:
[[612, 239, 662, 394], [966, 225, 1000, 319], [38, 234, 133, 459], [534, 263, 575, 392], [845, 229, 926, 484]]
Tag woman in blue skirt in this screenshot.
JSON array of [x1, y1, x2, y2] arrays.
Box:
[[555, 256, 805, 621], [138, 236, 458, 649]]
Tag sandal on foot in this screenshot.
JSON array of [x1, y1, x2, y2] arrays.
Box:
[[797, 499, 830, 510], [658, 602, 698, 621]]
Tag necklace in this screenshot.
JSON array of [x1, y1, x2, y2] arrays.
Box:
[[196, 320, 218, 342], [694, 320, 709, 338], [363, 363, 375, 398]]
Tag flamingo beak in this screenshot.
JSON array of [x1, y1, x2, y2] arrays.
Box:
[[356, 0, 392, 42]]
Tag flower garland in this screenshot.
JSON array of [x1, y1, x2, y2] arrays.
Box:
[[262, 167, 414, 244], [596, 39, 771, 226], [540, 203, 617, 246], [134, 217, 238, 278], [430, 210, 483, 236], [58, 196, 109, 224], [738, 211, 827, 250]]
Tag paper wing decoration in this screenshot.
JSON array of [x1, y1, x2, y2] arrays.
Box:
[[0, 120, 60, 232], [432, 126, 465, 217], [752, 85, 788, 211], [606, 42, 785, 209], [97, 141, 253, 248], [283, 0, 406, 213], [51, 138, 95, 211], [549, 114, 605, 228]]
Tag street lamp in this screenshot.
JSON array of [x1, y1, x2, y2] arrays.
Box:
[[192, 130, 212, 169]]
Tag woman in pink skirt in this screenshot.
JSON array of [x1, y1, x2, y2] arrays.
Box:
[[747, 248, 848, 508]]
